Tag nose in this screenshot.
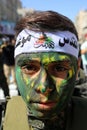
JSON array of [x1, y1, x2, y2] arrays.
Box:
[[35, 68, 55, 94]]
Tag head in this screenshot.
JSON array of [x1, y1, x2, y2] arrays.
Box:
[[14, 10, 79, 119], [2, 37, 10, 45], [11, 38, 16, 46]]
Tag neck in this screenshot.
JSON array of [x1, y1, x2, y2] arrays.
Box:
[[27, 101, 72, 130], [28, 111, 66, 130]]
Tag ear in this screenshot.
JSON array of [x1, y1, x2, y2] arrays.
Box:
[[76, 57, 81, 80], [77, 57, 81, 70]]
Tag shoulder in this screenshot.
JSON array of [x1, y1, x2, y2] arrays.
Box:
[[5, 96, 27, 112], [72, 96, 87, 127], [3, 96, 30, 130], [7, 96, 26, 105], [66, 96, 87, 130], [72, 96, 87, 107]]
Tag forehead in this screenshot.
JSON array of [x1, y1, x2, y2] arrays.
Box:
[[16, 52, 74, 64]]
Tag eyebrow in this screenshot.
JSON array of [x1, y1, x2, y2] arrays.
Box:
[[17, 59, 40, 66], [42, 59, 71, 67]]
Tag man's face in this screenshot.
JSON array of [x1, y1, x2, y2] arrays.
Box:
[[15, 52, 77, 119]]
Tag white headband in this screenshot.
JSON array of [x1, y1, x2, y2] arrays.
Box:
[[15, 29, 79, 59]]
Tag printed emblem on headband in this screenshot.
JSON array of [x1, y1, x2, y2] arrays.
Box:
[[34, 34, 54, 49]]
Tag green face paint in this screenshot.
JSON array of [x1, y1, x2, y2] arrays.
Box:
[[15, 52, 77, 119]]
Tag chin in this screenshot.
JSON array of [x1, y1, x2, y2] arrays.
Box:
[[29, 109, 56, 119]]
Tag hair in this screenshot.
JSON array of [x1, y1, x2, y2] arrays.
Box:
[[15, 10, 78, 39]]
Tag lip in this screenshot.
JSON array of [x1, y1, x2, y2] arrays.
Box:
[[31, 101, 57, 110]]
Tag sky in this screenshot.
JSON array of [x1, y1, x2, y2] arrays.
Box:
[[20, 0, 87, 22]]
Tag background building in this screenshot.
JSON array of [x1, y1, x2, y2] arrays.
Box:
[[17, 8, 35, 19], [0, 0, 22, 22], [0, 0, 87, 44], [75, 10, 87, 43], [0, 0, 22, 36]]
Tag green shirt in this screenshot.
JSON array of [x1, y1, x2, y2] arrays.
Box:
[[3, 96, 87, 130]]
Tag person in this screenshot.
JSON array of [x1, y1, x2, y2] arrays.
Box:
[[0, 45, 9, 98], [74, 44, 87, 98], [81, 33, 87, 76], [1, 37, 15, 85], [0, 45, 9, 128], [3, 10, 87, 130]]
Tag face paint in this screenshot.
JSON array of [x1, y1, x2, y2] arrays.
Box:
[[15, 52, 77, 119]]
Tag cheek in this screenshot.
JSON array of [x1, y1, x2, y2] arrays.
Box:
[[15, 67, 31, 98], [67, 66, 75, 80], [55, 78, 67, 92], [22, 73, 31, 86], [53, 67, 75, 92]]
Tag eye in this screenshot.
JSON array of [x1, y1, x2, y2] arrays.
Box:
[[54, 65, 68, 72], [48, 62, 70, 77], [21, 63, 40, 75]]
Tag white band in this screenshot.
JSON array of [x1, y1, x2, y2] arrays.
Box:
[[15, 29, 79, 59]]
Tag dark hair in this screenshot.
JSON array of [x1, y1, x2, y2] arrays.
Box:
[[15, 10, 78, 39]]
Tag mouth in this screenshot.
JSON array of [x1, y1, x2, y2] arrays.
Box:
[[30, 101, 57, 110]]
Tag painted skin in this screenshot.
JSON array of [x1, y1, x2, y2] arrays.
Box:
[[15, 52, 77, 119]]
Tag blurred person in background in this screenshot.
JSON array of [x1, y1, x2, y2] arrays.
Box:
[[1, 37, 16, 85], [74, 44, 87, 98], [81, 31, 87, 77], [0, 44, 9, 98]]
